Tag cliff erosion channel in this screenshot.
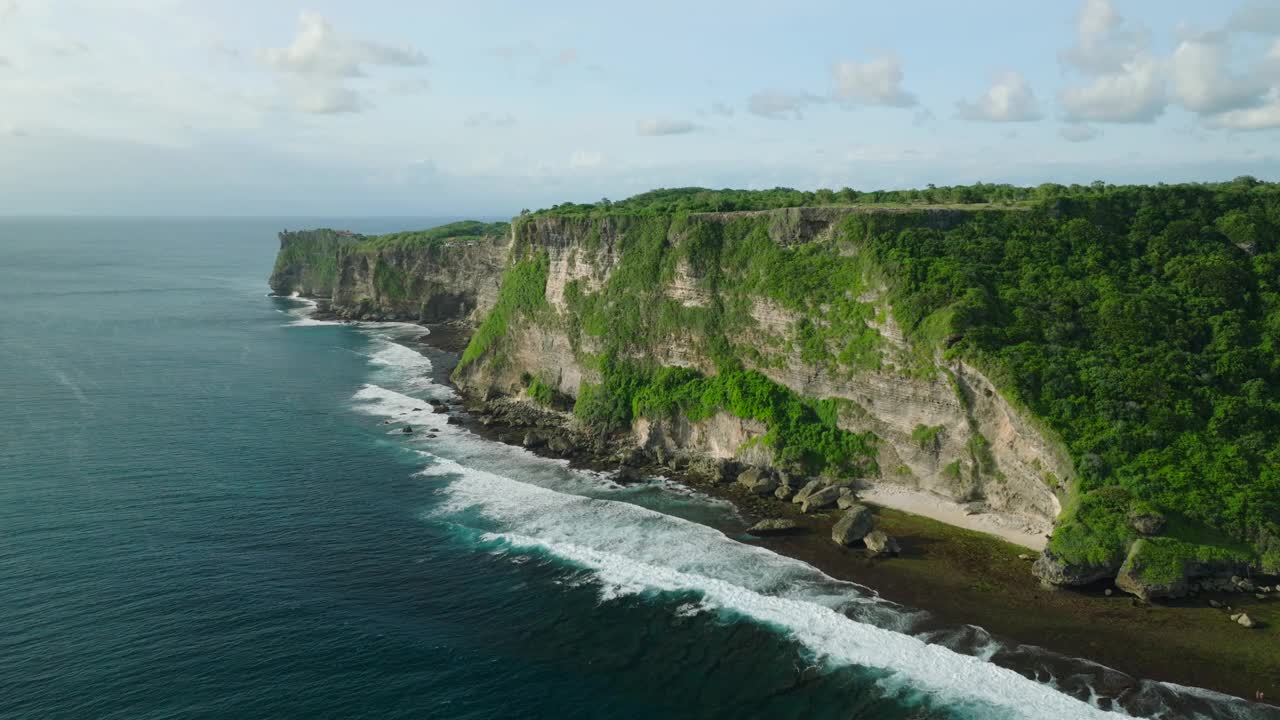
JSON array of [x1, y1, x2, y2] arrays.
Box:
[[270, 197, 1280, 709]]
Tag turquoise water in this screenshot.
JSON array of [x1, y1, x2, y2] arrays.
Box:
[[1, 218, 1272, 720]]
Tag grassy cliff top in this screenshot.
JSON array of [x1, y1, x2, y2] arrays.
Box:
[[350, 220, 510, 251], [523, 178, 1280, 220]]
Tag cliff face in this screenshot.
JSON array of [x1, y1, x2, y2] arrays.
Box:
[[451, 208, 1068, 534], [269, 229, 364, 297], [272, 190, 1280, 597], [329, 235, 508, 324]]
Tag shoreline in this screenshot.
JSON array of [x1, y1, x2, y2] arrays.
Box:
[[361, 315, 1280, 711], [856, 482, 1049, 551]]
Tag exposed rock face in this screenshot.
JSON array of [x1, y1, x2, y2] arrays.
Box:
[[737, 468, 779, 496], [330, 235, 509, 324], [792, 480, 824, 506], [269, 229, 364, 297], [832, 505, 876, 546], [449, 210, 1067, 540], [801, 486, 843, 513], [277, 208, 1073, 554]]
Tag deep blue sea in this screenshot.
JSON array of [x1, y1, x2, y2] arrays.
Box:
[[2, 218, 1274, 720]]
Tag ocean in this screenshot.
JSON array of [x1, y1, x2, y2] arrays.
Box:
[[0, 218, 1272, 720]]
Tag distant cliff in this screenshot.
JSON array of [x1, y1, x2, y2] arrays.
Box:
[[269, 228, 364, 297], [271, 183, 1280, 599], [269, 221, 509, 323]]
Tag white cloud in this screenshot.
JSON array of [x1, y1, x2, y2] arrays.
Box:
[[1171, 39, 1266, 116], [1061, 55, 1165, 122], [1060, 0, 1144, 74], [747, 90, 823, 119], [957, 71, 1041, 122], [260, 13, 426, 78], [1212, 95, 1280, 130], [569, 149, 603, 169], [1060, 123, 1102, 142], [258, 13, 427, 114], [831, 53, 916, 107], [1059, 0, 1167, 123], [637, 118, 699, 136]]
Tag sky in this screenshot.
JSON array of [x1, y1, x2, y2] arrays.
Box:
[[3, 0, 1280, 216]]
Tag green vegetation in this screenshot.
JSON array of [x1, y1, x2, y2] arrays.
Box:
[[457, 251, 549, 371], [827, 179, 1280, 567], [912, 424, 945, 449], [355, 221, 509, 250], [270, 228, 363, 295], [476, 179, 1280, 569], [626, 364, 878, 474], [528, 184, 1039, 218], [1047, 486, 1137, 569], [372, 261, 408, 300], [525, 375, 554, 406]]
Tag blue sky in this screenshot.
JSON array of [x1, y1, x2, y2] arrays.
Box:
[[2, 0, 1280, 216]]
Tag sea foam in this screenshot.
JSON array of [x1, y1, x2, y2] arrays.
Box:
[[424, 456, 1126, 719]]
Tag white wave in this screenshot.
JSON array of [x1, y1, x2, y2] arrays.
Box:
[[424, 456, 1126, 719], [365, 340, 446, 393], [351, 383, 455, 424]]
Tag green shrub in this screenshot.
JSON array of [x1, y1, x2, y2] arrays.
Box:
[[457, 252, 549, 370]]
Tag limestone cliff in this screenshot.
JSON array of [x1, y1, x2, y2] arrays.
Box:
[[329, 234, 508, 324], [268, 223, 509, 324], [272, 194, 1280, 598], [269, 228, 364, 297], [451, 208, 1069, 536]]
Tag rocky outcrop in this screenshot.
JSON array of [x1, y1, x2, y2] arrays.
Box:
[[864, 530, 901, 557], [1113, 540, 1187, 601], [1033, 549, 1119, 587], [737, 468, 779, 496], [832, 505, 876, 546], [747, 518, 801, 535]]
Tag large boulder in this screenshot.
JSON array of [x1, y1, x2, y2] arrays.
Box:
[[832, 505, 876, 546], [1231, 612, 1259, 628], [791, 479, 824, 505], [864, 530, 900, 557], [1113, 539, 1189, 601], [801, 486, 843, 513], [737, 468, 779, 496], [747, 518, 801, 536]]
